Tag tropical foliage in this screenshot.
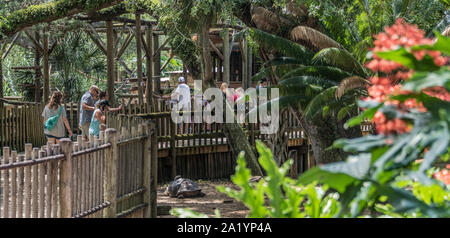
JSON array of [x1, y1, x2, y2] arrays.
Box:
[[303, 19, 450, 217]]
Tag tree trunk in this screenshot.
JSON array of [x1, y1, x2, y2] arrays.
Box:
[[289, 107, 361, 164], [199, 16, 262, 176]]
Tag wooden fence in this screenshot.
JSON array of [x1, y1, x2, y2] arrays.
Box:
[[0, 121, 155, 218], [0, 102, 81, 155], [107, 105, 309, 184]]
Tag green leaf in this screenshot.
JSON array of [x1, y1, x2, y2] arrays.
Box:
[[411, 31, 450, 56], [334, 135, 388, 153], [250, 28, 313, 63], [376, 184, 449, 218], [402, 69, 450, 92], [345, 100, 383, 128], [170, 208, 209, 218], [297, 167, 357, 194], [419, 123, 450, 173], [281, 66, 352, 82], [376, 48, 440, 72]]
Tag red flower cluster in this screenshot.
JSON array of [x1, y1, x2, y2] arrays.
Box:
[[433, 164, 450, 185], [364, 18, 450, 135]]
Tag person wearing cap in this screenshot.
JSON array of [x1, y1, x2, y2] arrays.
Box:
[[96, 91, 123, 112], [256, 78, 267, 90], [80, 85, 99, 140], [171, 76, 191, 111], [89, 100, 108, 137]]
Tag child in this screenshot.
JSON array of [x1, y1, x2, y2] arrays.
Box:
[[96, 91, 123, 112], [89, 100, 109, 137]]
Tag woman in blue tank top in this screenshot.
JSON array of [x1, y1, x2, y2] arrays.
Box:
[[89, 100, 108, 137]]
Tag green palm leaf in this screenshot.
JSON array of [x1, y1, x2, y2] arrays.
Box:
[[313, 47, 367, 77], [247, 95, 306, 119], [249, 28, 314, 64], [278, 76, 338, 96], [281, 65, 353, 82], [303, 86, 339, 119]]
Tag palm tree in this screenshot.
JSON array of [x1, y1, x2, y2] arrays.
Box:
[[248, 28, 369, 164]]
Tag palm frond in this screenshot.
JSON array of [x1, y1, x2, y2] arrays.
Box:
[[251, 58, 304, 82], [279, 76, 338, 96], [337, 103, 357, 121], [335, 76, 370, 99], [442, 25, 450, 37], [303, 86, 338, 119], [281, 65, 352, 82], [287, 0, 307, 19], [352, 37, 372, 64], [251, 6, 292, 33], [247, 95, 305, 119], [312, 47, 367, 77], [250, 28, 313, 63], [290, 25, 343, 51], [391, 0, 411, 20]]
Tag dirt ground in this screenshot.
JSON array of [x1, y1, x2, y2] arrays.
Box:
[[157, 180, 251, 218]]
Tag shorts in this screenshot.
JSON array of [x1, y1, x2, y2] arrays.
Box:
[[80, 123, 91, 138], [44, 134, 63, 140]]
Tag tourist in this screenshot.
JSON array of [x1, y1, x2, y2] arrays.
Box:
[[220, 82, 234, 102], [79, 85, 99, 140], [96, 91, 123, 112], [256, 78, 267, 90], [42, 91, 73, 144], [166, 76, 191, 111], [89, 100, 109, 138]]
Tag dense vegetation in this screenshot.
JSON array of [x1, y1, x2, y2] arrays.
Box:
[[0, 0, 448, 218]]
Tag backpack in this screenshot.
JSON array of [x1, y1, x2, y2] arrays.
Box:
[[44, 106, 64, 131]]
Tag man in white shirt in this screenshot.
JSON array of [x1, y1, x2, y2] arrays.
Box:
[[172, 76, 191, 111]]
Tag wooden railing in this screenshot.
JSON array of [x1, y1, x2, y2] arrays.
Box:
[[0, 102, 81, 155], [0, 121, 155, 218]]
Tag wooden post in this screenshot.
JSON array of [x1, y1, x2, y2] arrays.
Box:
[[150, 120, 158, 218], [152, 34, 161, 94], [145, 26, 153, 111], [106, 20, 116, 106], [0, 55, 3, 107], [136, 13, 144, 104], [142, 123, 151, 217], [247, 42, 252, 87], [104, 128, 118, 218], [34, 32, 42, 102], [241, 38, 249, 90], [222, 29, 230, 84], [2, 147, 10, 217], [170, 119, 176, 179], [24, 144, 32, 218], [59, 138, 73, 218], [42, 33, 50, 104]]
